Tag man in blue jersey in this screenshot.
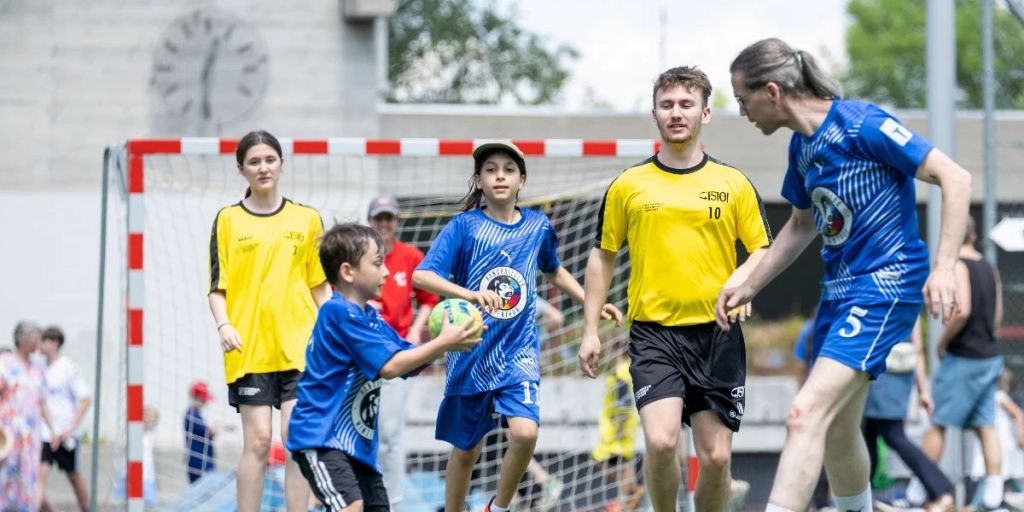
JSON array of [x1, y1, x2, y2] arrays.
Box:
[[287, 223, 481, 512], [718, 39, 972, 512]]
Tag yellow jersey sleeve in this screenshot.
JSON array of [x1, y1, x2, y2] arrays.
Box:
[[305, 212, 327, 288], [734, 178, 772, 253], [209, 209, 229, 293], [596, 177, 628, 252]]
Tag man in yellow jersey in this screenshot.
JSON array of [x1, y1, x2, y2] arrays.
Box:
[[578, 66, 771, 512]]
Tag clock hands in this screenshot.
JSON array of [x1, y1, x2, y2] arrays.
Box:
[[200, 36, 221, 121]]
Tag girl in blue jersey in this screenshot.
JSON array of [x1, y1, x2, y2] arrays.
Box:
[[413, 141, 622, 512], [716, 38, 972, 512]]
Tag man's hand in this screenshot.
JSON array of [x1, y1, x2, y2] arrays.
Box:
[[578, 333, 602, 379], [715, 284, 757, 331]]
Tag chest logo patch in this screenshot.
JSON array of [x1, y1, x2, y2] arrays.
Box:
[[811, 187, 853, 246], [479, 266, 528, 320]]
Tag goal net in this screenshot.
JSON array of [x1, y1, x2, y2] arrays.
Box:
[[99, 138, 667, 511]]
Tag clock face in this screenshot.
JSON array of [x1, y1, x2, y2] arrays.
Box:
[[150, 8, 268, 128]]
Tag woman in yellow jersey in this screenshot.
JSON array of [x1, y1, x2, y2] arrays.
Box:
[[207, 130, 331, 512]]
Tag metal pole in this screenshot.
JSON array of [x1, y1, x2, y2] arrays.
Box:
[[983, 0, 997, 265], [89, 146, 113, 512], [374, 16, 389, 100], [927, 0, 962, 502]]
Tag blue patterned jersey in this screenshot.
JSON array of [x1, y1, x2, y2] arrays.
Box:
[[286, 292, 413, 471], [781, 99, 934, 302], [418, 207, 560, 395]]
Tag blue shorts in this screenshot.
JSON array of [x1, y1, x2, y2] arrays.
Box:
[[811, 298, 922, 377], [932, 354, 1002, 428], [864, 371, 914, 419], [435, 381, 541, 451]]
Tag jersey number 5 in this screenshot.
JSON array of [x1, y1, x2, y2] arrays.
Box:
[[838, 306, 869, 338]]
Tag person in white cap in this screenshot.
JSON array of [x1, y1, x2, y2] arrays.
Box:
[[414, 140, 621, 512]]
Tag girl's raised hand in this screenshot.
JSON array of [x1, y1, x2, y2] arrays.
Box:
[[469, 290, 503, 313]]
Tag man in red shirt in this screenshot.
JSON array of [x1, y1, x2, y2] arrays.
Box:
[[367, 195, 439, 508]]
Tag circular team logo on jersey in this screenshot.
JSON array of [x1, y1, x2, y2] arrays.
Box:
[[350, 379, 382, 439], [811, 186, 852, 246], [479, 267, 528, 320]]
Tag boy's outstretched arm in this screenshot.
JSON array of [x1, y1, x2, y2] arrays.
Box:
[[379, 319, 483, 379]]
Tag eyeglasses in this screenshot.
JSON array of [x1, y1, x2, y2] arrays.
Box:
[[735, 83, 766, 109]]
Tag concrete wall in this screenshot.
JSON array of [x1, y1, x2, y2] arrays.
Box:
[[0, 0, 382, 445], [0, 0, 380, 191]]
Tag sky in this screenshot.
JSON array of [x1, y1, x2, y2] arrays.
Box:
[[508, 0, 850, 112]]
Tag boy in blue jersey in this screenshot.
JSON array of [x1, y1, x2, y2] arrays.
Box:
[[719, 39, 972, 512], [413, 141, 622, 512], [287, 223, 481, 512]]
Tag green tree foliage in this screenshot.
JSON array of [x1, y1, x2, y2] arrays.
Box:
[[388, 0, 578, 104], [845, 0, 1024, 108]]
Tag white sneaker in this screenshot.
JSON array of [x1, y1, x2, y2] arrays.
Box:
[[539, 476, 563, 509]]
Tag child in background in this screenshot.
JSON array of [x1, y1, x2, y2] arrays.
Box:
[[968, 370, 1024, 510], [591, 336, 642, 512], [184, 380, 219, 484]]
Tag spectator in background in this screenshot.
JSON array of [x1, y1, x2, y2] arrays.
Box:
[[862, 318, 954, 511], [142, 406, 159, 504], [591, 336, 643, 512], [920, 216, 1005, 511], [1, 321, 56, 512], [185, 380, 218, 484], [37, 326, 92, 512], [366, 194, 439, 510], [967, 370, 1024, 510]]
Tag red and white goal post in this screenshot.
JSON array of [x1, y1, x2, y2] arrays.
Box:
[[99, 137, 705, 511]]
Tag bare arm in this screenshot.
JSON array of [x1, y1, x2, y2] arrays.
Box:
[[909, 318, 933, 415], [378, 320, 482, 379], [310, 282, 332, 308], [578, 248, 617, 378], [545, 267, 622, 324], [997, 392, 1024, 447], [937, 261, 971, 357], [208, 290, 242, 353], [716, 207, 818, 330], [39, 400, 58, 449], [51, 397, 92, 447], [914, 149, 972, 322], [406, 304, 432, 344], [412, 270, 502, 311], [995, 267, 1004, 331]]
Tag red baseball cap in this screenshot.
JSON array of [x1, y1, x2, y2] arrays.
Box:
[[190, 380, 213, 403]]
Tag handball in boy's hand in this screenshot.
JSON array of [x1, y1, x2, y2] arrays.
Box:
[[428, 298, 484, 339]]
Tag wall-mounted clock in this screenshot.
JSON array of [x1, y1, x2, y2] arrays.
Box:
[[150, 8, 269, 129]]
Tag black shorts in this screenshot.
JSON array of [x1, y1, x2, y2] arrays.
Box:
[[228, 370, 300, 411], [292, 448, 389, 512], [628, 321, 746, 432], [41, 441, 78, 473]]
